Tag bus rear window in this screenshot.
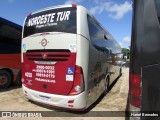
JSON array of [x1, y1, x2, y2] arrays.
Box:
[[23, 7, 76, 38]]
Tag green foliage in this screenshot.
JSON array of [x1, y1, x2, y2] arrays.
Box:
[[122, 48, 130, 52], [122, 48, 130, 59]]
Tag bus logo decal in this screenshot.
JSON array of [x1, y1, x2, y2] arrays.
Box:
[[40, 38, 48, 47], [42, 53, 47, 59]]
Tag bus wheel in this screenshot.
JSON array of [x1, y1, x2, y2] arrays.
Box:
[[0, 70, 12, 89], [103, 77, 109, 95]]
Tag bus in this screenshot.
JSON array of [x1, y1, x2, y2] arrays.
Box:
[[0, 17, 22, 89], [22, 4, 122, 110], [129, 0, 160, 119]]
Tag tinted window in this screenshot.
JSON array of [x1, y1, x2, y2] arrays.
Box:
[[87, 15, 121, 53], [0, 42, 20, 54], [0, 21, 21, 53], [87, 15, 104, 42], [0, 22, 21, 45], [155, 0, 160, 23], [23, 7, 77, 37], [87, 15, 105, 52], [88, 15, 111, 51]]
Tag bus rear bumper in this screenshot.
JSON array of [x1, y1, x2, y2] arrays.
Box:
[[22, 85, 87, 111]]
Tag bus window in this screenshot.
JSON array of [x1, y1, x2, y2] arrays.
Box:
[[0, 17, 22, 89], [23, 7, 76, 38]]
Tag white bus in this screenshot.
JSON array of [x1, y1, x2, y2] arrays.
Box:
[[22, 4, 122, 110]]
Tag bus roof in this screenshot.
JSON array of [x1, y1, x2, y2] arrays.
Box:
[[30, 4, 77, 16], [0, 17, 22, 31]]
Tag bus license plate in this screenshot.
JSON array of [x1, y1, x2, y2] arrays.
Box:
[[39, 95, 51, 102]]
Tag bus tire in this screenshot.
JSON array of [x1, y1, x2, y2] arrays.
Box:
[[103, 76, 109, 95], [0, 70, 12, 89]]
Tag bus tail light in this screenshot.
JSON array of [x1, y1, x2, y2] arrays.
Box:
[[69, 66, 84, 95], [129, 73, 141, 108], [72, 4, 77, 7]]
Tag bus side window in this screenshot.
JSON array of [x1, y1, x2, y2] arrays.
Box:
[[0, 22, 21, 54], [87, 15, 104, 51]]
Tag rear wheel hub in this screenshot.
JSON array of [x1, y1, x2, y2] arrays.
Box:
[[0, 76, 7, 85]]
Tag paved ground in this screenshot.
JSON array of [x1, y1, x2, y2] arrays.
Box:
[[0, 67, 129, 120]]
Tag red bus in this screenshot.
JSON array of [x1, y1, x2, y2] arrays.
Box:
[[0, 17, 22, 89]]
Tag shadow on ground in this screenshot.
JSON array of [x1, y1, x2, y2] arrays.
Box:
[[122, 60, 130, 68], [0, 83, 21, 92]]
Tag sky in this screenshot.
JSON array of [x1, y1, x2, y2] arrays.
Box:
[[0, 0, 132, 49]]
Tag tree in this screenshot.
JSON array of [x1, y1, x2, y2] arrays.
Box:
[[122, 48, 130, 59]]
